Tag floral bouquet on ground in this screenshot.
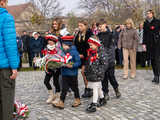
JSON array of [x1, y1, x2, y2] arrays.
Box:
[[34, 42, 73, 73], [13, 101, 29, 120]]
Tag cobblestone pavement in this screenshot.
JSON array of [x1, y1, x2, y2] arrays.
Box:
[[15, 70, 160, 120]]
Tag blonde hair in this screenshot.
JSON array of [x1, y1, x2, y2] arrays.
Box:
[[125, 18, 135, 29]]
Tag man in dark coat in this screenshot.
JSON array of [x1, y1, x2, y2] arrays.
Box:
[[143, 10, 160, 84], [21, 31, 30, 61]]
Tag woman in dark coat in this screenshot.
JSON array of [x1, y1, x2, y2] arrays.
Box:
[[30, 32, 43, 69], [143, 10, 160, 84], [74, 20, 93, 98]]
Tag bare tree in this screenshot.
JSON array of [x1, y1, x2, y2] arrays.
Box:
[[79, 0, 145, 24], [79, 0, 99, 16], [30, 0, 64, 18]]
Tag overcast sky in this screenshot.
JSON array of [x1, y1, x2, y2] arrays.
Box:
[[8, 0, 81, 15]]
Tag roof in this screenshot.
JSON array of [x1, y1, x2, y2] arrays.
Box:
[[7, 2, 33, 19]]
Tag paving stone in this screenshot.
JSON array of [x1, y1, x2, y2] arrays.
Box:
[[15, 70, 160, 120]]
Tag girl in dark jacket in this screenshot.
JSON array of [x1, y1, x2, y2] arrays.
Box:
[[85, 36, 108, 113], [74, 20, 93, 98]]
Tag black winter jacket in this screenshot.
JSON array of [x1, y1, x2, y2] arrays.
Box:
[[21, 35, 30, 52], [143, 17, 160, 58], [74, 29, 93, 59], [98, 31, 115, 67], [84, 46, 109, 82]]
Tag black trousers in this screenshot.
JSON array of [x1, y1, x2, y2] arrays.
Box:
[[151, 58, 160, 77], [18, 56, 22, 69], [0, 69, 15, 120], [28, 51, 32, 67], [102, 66, 119, 94], [60, 76, 80, 102], [136, 52, 146, 67], [44, 69, 61, 93]]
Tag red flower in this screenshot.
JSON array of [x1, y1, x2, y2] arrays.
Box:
[[150, 26, 155, 30]]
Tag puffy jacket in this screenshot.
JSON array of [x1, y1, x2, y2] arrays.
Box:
[[98, 31, 115, 67], [61, 46, 81, 76], [0, 8, 19, 69], [84, 46, 109, 82]]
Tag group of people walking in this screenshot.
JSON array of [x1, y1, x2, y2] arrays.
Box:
[[0, 0, 160, 118]]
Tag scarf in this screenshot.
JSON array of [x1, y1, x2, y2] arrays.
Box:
[[47, 44, 56, 50], [86, 48, 98, 63], [147, 17, 153, 23], [42, 45, 57, 55]]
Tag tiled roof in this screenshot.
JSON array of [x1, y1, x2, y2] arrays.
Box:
[[7, 2, 32, 19]]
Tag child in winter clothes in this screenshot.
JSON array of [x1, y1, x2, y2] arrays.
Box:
[[53, 36, 81, 109], [85, 36, 108, 113], [98, 20, 121, 100], [42, 34, 61, 104]]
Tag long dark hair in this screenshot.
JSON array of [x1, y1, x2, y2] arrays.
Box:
[[51, 18, 63, 36]]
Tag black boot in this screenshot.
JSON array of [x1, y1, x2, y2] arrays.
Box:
[[98, 98, 107, 107], [155, 76, 159, 84], [114, 88, 121, 98], [82, 88, 88, 98], [86, 103, 97, 113], [152, 77, 156, 82], [82, 88, 93, 98]]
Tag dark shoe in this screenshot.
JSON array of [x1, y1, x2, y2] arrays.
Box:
[[152, 77, 156, 82], [98, 98, 107, 107], [86, 103, 97, 113], [82, 88, 93, 98], [155, 76, 159, 84], [104, 93, 110, 101], [114, 88, 121, 98], [82, 88, 88, 98]]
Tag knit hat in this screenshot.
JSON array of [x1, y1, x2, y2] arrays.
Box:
[[45, 34, 58, 42], [61, 36, 74, 46], [32, 32, 38, 37], [88, 37, 101, 47]]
